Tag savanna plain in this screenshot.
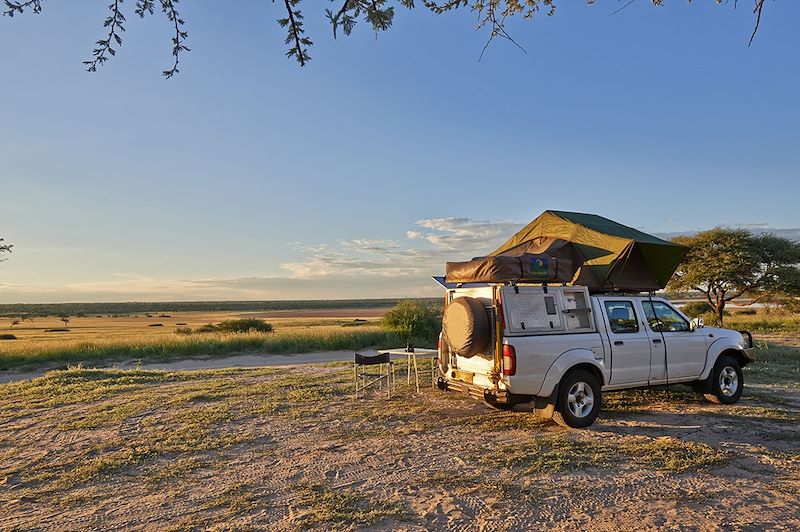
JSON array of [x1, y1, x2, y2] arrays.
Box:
[[1, 305, 799, 530]]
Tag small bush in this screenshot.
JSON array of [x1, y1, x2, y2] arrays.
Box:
[[216, 319, 273, 333], [0, 333, 17, 340], [733, 308, 757, 316], [175, 327, 193, 335], [776, 296, 800, 313], [193, 319, 273, 334], [682, 301, 714, 317], [148, 323, 164, 327], [381, 299, 441, 346]]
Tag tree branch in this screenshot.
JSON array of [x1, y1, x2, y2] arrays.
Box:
[[160, 0, 189, 78], [83, 0, 126, 73], [2, 0, 44, 17], [329, 0, 351, 38], [749, 0, 765, 46], [280, 0, 311, 66]]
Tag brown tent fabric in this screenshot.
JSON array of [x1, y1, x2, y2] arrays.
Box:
[[445, 210, 688, 291], [446, 254, 573, 284]]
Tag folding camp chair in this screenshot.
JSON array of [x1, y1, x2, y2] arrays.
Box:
[[354, 352, 395, 399]]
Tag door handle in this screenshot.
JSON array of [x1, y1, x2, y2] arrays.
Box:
[[614, 340, 624, 346], [653, 339, 662, 344]]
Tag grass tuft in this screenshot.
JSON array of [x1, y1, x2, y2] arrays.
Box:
[[290, 484, 406, 529]]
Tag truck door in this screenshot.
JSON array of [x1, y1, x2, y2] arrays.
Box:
[[641, 300, 708, 380], [601, 300, 652, 386]]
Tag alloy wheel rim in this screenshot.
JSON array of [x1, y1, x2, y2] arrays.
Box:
[[567, 381, 594, 418], [719, 366, 739, 396]]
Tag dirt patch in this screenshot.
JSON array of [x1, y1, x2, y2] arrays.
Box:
[[1, 362, 799, 530]]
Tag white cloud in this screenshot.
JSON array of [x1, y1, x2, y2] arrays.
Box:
[[280, 217, 522, 282]]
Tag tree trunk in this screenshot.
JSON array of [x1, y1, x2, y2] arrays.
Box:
[[716, 299, 726, 327]]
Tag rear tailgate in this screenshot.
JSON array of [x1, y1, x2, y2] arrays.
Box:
[[443, 286, 498, 389]]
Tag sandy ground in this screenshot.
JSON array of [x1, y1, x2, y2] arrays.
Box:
[[0, 351, 371, 384], [1, 359, 799, 530]]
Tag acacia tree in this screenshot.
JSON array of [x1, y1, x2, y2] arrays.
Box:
[[3, 0, 770, 75], [668, 228, 800, 326]]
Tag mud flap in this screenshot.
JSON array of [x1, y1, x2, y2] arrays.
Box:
[[534, 386, 557, 419]]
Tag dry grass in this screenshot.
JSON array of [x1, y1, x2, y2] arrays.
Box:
[[0, 312, 412, 370]]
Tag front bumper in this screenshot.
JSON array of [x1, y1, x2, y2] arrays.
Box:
[[739, 330, 756, 362]]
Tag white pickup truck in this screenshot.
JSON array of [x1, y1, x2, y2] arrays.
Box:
[[437, 284, 756, 428]]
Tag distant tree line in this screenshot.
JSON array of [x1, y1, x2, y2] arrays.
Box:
[[0, 298, 442, 318]]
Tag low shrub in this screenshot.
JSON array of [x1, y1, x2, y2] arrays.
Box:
[[193, 319, 273, 334], [681, 301, 714, 317], [175, 327, 193, 335], [381, 299, 441, 346], [216, 319, 273, 333], [0, 333, 17, 340]]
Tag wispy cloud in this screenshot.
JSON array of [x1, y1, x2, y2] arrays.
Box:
[[5, 217, 797, 303], [281, 217, 521, 280]]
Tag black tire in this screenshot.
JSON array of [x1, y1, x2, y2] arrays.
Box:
[[553, 369, 602, 429], [704, 355, 743, 405]]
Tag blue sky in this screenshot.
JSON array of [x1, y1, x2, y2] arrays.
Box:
[[1, 1, 798, 302]]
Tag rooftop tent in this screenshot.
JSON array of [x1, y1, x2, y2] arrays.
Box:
[[487, 210, 688, 291]]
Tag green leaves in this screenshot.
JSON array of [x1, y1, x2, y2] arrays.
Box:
[[83, 0, 127, 72], [280, 0, 312, 66], [2, 0, 44, 17], [381, 299, 441, 344], [669, 228, 800, 324]]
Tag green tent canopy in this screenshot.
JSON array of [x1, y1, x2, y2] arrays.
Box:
[[488, 210, 688, 291]]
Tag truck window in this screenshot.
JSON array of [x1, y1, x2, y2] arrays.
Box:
[[642, 301, 690, 332], [604, 301, 639, 334]]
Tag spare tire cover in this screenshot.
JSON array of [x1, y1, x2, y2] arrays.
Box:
[[443, 297, 490, 357]]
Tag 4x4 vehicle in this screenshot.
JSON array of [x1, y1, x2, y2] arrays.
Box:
[[437, 284, 756, 428]]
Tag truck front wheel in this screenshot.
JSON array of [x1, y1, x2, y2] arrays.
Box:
[[553, 369, 602, 429], [704, 355, 743, 405]]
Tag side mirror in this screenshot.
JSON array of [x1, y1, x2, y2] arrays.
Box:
[[690, 317, 704, 331]]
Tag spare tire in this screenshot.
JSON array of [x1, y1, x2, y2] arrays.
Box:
[[443, 297, 490, 358]]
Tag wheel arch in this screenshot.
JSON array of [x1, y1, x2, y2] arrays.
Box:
[[537, 349, 607, 398], [716, 348, 749, 370], [701, 337, 750, 380]]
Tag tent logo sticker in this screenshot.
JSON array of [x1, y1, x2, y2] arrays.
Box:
[[531, 257, 549, 279]]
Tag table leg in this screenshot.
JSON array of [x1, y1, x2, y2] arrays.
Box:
[[413, 353, 419, 393]]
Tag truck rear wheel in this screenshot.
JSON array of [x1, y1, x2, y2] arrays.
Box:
[[704, 355, 743, 405], [553, 369, 601, 429]]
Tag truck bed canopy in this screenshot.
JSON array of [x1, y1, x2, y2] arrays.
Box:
[[445, 210, 688, 291]]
